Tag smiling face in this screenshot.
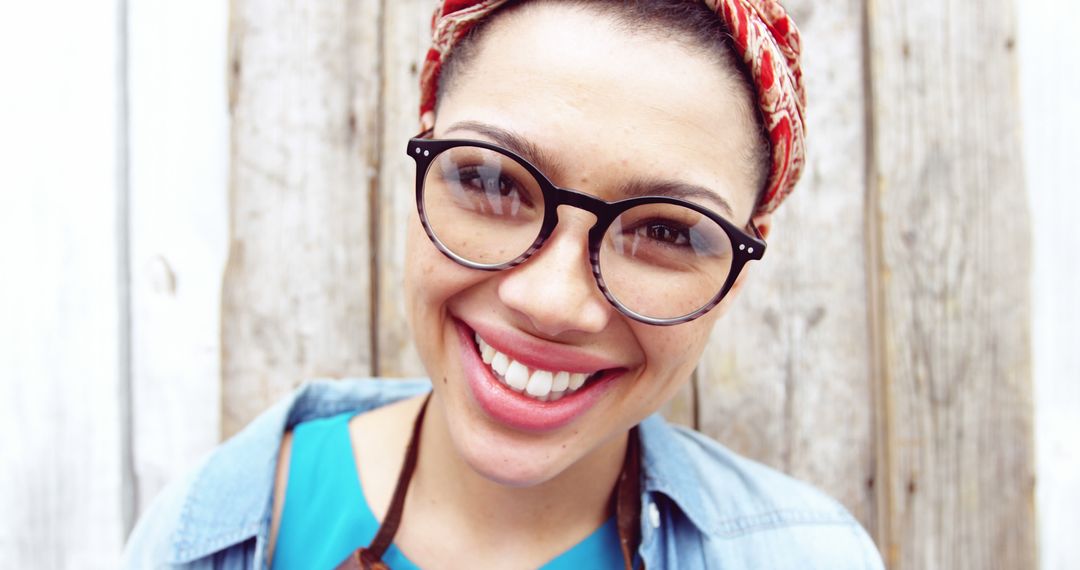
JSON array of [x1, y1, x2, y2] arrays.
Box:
[[405, 2, 767, 487]]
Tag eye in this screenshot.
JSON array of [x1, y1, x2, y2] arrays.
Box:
[[457, 166, 534, 206], [637, 220, 691, 247]]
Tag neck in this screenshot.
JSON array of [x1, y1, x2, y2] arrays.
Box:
[[404, 393, 628, 558]]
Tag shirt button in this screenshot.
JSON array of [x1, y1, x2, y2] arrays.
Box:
[[648, 501, 661, 528]]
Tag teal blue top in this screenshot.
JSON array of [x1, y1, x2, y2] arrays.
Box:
[[270, 411, 623, 569]]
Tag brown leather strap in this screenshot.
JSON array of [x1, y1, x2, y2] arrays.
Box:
[[334, 549, 389, 570], [614, 427, 643, 570], [335, 394, 431, 570]]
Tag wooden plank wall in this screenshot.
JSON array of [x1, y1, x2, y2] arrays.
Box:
[[223, 0, 381, 436], [5, 0, 1067, 567], [128, 0, 229, 522], [375, 0, 435, 378], [867, 1, 1036, 567]]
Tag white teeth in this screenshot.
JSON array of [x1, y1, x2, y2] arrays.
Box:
[[476, 334, 496, 364], [525, 370, 554, 398], [491, 352, 510, 376], [505, 361, 530, 392], [473, 333, 601, 402], [553, 371, 570, 392]]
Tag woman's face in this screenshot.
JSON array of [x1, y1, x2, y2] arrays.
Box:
[[405, 3, 765, 487]]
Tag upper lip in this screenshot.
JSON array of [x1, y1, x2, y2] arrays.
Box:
[[460, 318, 624, 374]]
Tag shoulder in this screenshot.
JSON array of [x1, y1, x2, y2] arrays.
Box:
[[122, 459, 203, 569], [123, 378, 432, 569], [638, 417, 884, 569]]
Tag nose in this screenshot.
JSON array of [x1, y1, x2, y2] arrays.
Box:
[[496, 208, 613, 337]]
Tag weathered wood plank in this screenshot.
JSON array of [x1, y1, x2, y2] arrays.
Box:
[[0, 1, 128, 566], [695, 0, 877, 531], [222, 0, 381, 436], [375, 0, 435, 378], [867, 0, 1036, 567], [127, 0, 229, 516]]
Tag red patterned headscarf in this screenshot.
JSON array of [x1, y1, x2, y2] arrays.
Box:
[[418, 0, 806, 215]]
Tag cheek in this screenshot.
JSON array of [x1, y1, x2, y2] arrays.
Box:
[[632, 317, 715, 397], [405, 218, 474, 392], [406, 218, 455, 324], [404, 219, 437, 308], [404, 215, 492, 332]]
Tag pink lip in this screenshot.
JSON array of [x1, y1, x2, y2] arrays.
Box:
[[453, 319, 623, 433], [468, 320, 622, 374]]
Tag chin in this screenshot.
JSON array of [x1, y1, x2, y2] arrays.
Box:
[[455, 432, 567, 488]]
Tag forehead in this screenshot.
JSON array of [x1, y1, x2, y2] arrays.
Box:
[[435, 3, 762, 221]]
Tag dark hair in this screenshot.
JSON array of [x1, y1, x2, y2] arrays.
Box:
[[436, 0, 772, 207]]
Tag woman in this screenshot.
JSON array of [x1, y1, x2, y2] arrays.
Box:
[[125, 1, 884, 568]]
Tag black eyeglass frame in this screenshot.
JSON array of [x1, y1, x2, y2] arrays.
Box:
[[408, 134, 767, 326]]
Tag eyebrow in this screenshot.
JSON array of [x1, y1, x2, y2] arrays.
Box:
[[443, 120, 563, 178], [618, 178, 735, 219], [441, 120, 735, 219]]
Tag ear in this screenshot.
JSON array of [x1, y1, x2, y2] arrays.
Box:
[[420, 111, 436, 133], [750, 211, 772, 241]]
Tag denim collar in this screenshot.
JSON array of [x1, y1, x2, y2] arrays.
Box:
[[166, 378, 714, 565]]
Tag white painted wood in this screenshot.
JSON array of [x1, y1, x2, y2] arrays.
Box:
[[1018, 1, 1080, 569], [127, 0, 230, 519], [0, 2, 127, 567]]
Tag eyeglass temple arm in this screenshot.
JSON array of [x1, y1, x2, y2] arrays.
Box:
[[747, 219, 765, 242]]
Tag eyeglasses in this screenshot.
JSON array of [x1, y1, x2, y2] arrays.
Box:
[[407, 134, 767, 325]]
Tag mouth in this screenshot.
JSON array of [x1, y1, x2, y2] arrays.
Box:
[[453, 319, 623, 432], [474, 333, 605, 402]]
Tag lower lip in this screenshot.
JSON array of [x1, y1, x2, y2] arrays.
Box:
[[454, 320, 617, 433]]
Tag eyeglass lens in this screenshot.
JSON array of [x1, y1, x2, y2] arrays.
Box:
[[421, 145, 735, 321]]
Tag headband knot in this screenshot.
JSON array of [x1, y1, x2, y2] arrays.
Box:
[[419, 0, 806, 215]]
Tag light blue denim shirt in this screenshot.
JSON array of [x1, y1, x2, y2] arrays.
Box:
[[123, 379, 884, 569]]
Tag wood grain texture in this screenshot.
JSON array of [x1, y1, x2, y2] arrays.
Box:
[[127, 0, 229, 516], [866, 0, 1036, 567], [222, 0, 381, 436], [695, 0, 878, 530], [0, 1, 127, 566], [375, 0, 436, 378]]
